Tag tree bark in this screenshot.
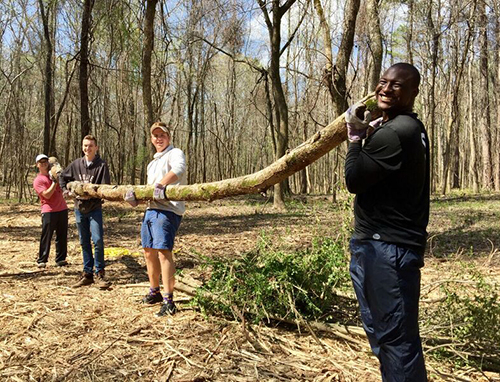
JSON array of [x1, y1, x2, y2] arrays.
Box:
[[313, 0, 334, 102], [67, 94, 379, 201], [440, 1, 475, 194], [331, 0, 360, 117], [257, 0, 298, 209], [140, 0, 159, 183], [478, 0, 493, 190], [142, 0, 157, 129], [79, 0, 93, 140], [366, 0, 383, 91], [406, 0, 414, 64], [467, 63, 479, 193], [38, 0, 53, 155]]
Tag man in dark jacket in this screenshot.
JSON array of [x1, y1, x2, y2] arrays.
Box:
[[60, 135, 111, 289], [344, 63, 429, 382]]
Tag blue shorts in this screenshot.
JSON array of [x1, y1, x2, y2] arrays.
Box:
[[141, 209, 182, 250]]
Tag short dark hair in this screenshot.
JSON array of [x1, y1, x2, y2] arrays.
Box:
[[390, 63, 421, 88], [83, 134, 98, 145]]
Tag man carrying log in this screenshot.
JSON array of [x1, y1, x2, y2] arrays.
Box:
[[33, 154, 68, 268], [344, 63, 429, 382], [125, 121, 187, 316], [60, 135, 111, 289]]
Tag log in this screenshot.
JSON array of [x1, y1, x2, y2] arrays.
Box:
[[48, 156, 63, 182], [67, 94, 378, 201]]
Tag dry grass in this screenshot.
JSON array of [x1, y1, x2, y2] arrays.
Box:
[[0, 194, 499, 381]]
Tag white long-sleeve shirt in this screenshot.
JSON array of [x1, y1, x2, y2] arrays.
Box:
[[147, 145, 187, 216]]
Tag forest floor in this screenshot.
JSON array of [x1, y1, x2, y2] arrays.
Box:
[[0, 192, 499, 382]]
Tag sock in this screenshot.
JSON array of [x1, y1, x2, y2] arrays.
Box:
[[150, 286, 160, 295], [164, 293, 174, 303]]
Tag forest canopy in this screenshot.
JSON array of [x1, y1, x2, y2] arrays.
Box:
[[1, 0, 499, 204]]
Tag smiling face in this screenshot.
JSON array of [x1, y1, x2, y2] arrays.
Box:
[[36, 158, 49, 175], [82, 138, 98, 161], [375, 64, 420, 120], [151, 128, 171, 153]]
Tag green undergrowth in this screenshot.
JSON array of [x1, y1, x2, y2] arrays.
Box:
[[422, 262, 500, 371], [193, 232, 354, 324]]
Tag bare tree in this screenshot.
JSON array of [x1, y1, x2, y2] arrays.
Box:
[[257, 0, 301, 208], [142, 0, 158, 129], [38, 0, 54, 155], [478, 0, 493, 190], [79, 0, 93, 140], [366, 0, 382, 91], [440, 1, 476, 194], [425, 0, 442, 193]]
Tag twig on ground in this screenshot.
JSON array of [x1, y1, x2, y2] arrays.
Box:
[[56, 336, 122, 382]]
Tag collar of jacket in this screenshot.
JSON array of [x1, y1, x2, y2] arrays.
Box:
[[81, 154, 102, 168], [153, 145, 173, 160]]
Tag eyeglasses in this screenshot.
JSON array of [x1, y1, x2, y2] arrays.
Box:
[[38, 159, 48, 164]]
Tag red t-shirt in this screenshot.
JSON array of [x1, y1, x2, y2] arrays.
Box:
[[33, 174, 68, 213]]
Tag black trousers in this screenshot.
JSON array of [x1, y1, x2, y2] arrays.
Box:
[[38, 209, 68, 264], [349, 238, 427, 382]]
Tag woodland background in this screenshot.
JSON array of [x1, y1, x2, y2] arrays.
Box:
[[1, 0, 499, 205], [1, 2, 500, 380]]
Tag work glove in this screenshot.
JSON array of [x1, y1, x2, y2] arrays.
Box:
[[345, 102, 372, 142], [153, 183, 166, 201], [366, 117, 384, 137], [49, 172, 57, 182], [124, 189, 138, 207]]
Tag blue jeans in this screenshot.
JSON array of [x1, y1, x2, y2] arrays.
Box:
[[75, 208, 105, 274], [349, 238, 427, 382]]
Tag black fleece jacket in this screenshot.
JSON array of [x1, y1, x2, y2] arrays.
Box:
[[60, 155, 111, 213], [345, 113, 430, 255]]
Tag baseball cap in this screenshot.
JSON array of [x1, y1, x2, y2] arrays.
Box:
[[35, 154, 49, 163], [150, 121, 170, 135]]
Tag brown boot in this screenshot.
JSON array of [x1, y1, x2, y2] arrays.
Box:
[[72, 272, 94, 288], [96, 270, 111, 289]]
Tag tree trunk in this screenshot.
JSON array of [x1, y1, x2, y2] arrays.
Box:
[[331, 0, 360, 116], [440, 2, 475, 194], [142, 0, 157, 129], [67, 94, 379, 201], [79, 0, 93, 140], [300, 120, 308, 194], [495, 3, 500, 190], [366, 0, 383, 91], [39, 0, 53, 155], [141, 0, 158, 183], [406, 0, 414, 64], [313, 0, 334, 101], [261, 0, 297, 209], [426, 0, 440, 193], [478, 0, 493, 189], [468, 63, 479, 193]]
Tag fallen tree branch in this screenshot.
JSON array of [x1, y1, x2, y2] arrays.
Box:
[[67, 94, 378, 201]]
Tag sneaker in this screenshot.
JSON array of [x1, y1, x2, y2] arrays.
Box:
[[141, 292, 163, 304], [56, 260, 68, 267], [95, 270, 111, 290], [37, 262, 47, 269], [72, 272, 94, 288], [156, 300, 177, 316]]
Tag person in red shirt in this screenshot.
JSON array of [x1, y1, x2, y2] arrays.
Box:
[[33, 154, 69, 268]]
